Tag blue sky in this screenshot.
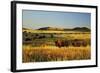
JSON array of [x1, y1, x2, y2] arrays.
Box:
[[23, 10, 91, 29]]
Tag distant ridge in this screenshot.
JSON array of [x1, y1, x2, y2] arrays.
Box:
[[38, 27, 64, 31], [23, 27, 90, 32], [72, 27, 90, 32], [37, 27, 90, 32]]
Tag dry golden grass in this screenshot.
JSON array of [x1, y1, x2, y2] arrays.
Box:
[[22, 28, 91, 63], [22, 45, 91, 63], [23, 29, 90, 34]]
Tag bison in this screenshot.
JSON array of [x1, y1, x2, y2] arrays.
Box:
[[55, 40, 62, 48], [71, 39, 81, 47], [55, 39, 88, 48], [81, 40, 87, 47], [71, 39, 87, 47], [55, 40, 70, 48]]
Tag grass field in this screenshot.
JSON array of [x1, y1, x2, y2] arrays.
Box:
[[23, 29, 90, 34], [22, 45, 91, 63], [22, 29, 91, 63]]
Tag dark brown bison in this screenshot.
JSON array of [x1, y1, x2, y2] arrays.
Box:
[[63, 40, 70, 47], [55, 40, 62, 48], [55, 40, 70, 48], [55, 39, 88, 48], [71, 39, 81, 47], [81, 40, 87, 47], [71, 39, 87, 47]]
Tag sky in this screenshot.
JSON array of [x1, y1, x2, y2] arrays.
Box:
[[23, 10, 91, 29]]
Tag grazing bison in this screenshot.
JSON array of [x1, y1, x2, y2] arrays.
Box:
[[25, 38, 32, 41], [55, 40, 62, 48], [55, 40, 70, 48], [63, 40, 70, 47], [71, 39, 87, 47], [81, 40, 87, 47], [71, 39, 81, 47], [55, 39, 88, 48]]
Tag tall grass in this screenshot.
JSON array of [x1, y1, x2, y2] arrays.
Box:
[[22, 45, 91, 63]]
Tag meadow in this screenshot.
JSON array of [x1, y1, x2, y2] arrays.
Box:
[[23, 45, 90, 63], [22, 28, 91, 63]]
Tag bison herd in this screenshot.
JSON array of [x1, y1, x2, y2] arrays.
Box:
[[55, 39, 90, 48], [23, 31, 90, 48]]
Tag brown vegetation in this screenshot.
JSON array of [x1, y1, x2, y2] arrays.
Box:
[[22, 45, 91, 63], [22, 28, 91, 63]]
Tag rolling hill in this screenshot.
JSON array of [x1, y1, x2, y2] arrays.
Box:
[[37, 27, 90, 32]]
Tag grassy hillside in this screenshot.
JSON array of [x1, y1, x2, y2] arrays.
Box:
[[22, 27, 91, 63]]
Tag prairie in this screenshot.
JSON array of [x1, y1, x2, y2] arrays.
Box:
[[22, 45, 91, 63], [22, 28, 91, 63]]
